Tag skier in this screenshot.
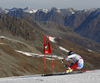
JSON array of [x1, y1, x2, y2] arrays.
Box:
[[61, 51, 84, 73]]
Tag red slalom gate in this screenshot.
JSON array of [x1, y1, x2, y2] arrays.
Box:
[[43, 35, 54, 74]]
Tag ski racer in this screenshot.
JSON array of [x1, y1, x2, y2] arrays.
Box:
[[61, 51, 84, 73]]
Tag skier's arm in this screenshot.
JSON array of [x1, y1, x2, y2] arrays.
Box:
[[61, 54, 75, 63], [65, 54, 76, 60]]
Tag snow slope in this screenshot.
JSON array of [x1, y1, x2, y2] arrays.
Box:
[[0, 70, 100, 83]]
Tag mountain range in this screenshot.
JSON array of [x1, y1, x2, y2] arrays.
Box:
[[0, 6, 100, 77], [3, 7, 100, 51], [2, 7, 99, 43]]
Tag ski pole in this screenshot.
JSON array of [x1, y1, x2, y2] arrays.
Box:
[[64, 48, 73, 60], [61, 48, 73, 63]]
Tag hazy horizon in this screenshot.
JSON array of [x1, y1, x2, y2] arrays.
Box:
[[0, 0, 100, 10]]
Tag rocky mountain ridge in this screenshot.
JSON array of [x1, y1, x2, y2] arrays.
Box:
[[4, 7, 100, 43]]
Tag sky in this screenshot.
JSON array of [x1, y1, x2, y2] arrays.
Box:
[[0, 0, 100, 10]]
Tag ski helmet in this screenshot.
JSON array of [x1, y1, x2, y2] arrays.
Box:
[[68, 51, 74, 56]]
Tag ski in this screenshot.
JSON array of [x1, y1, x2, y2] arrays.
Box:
[[41, 71, 85, 76]]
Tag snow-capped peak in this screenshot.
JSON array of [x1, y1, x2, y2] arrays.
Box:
[[82, 8, 97, 13], [37, 8, 49, 13], [0, 7, 8, 14], [6, 7, 20, 11], [56, 8, 61, 13], [50, 7, 61, 13], [23, 7, 37, 13]]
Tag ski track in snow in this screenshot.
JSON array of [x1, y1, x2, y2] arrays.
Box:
[[0, 70, 100, 83]]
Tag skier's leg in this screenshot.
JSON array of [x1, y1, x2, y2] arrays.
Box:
[[69, 61, 78, 69], [66, 61, 78, 73]]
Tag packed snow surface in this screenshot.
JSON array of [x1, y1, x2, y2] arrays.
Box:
[[15, 50, 63, 60], [49, 36, 56, 43], [59, 46, 69, 52], [0, 70, 100, 83]]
